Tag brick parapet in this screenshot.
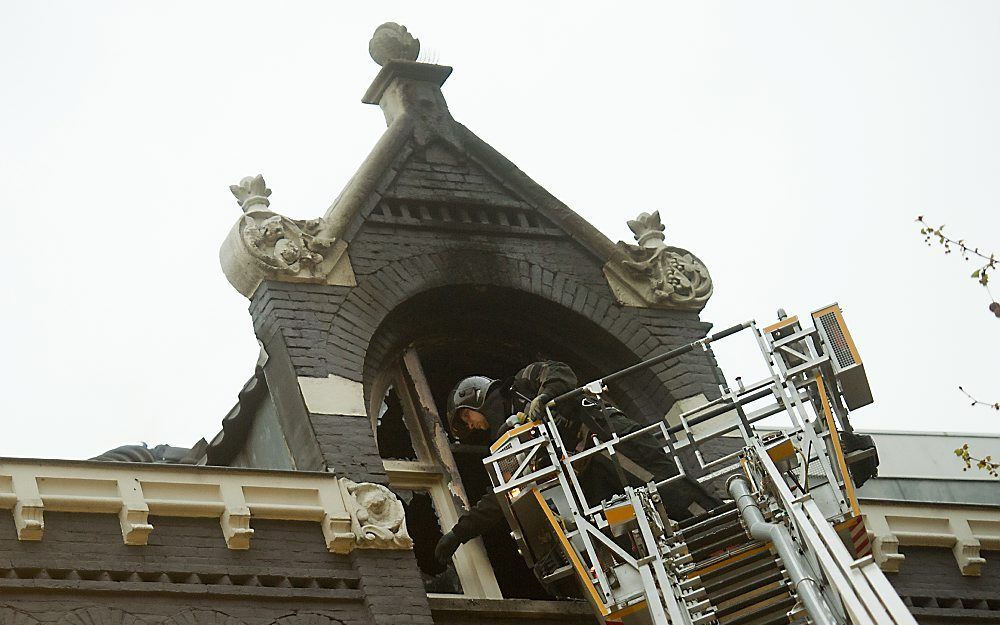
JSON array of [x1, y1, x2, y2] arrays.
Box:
[[0, 512, 369, 625]]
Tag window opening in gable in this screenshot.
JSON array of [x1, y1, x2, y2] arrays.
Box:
[[371, 286, 649, 601], [376, 387, 417, 461], [397, 489, 463, 594]]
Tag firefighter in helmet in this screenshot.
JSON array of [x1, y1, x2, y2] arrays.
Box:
[[434, 361, 718, 566]]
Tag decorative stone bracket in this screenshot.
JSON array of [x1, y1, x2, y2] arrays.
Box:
[[863, 501, 1000, 576], [603, 210, 713, 311], [0, 458, 410, 554], [340, 479, 412, 550], [220, 174, 357, 298]]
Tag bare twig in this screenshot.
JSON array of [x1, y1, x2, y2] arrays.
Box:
[[958, 386, 1000, 411], [916, 216, 999, 317]]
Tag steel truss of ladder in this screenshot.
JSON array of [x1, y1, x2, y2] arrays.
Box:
[[483, 305, 917, 625]]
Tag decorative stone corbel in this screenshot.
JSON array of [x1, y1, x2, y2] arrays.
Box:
[[953, 538, 985, 576], [871, 533, 904, 573], [117, 478, 153, 545], [951, 518, 987, 576], [220, 483, 254, 550], [11, 474, 43, 541], [339, 478, 412, 550], [323, 513, 360, 555], [864, 513, 904, 573], [603, 210, 713, 311], [220, 174, 357, 298]]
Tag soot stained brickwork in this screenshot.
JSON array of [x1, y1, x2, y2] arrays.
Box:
[[250, 241, 720, 417], [312, 412, 386, 485], [246, 223, 724, 484], [384, 148, 530, 210]]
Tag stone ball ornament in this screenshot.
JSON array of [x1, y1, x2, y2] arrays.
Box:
[[369, 22, 420, 66]]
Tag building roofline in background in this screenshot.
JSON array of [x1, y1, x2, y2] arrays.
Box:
[[856, 428, 1000, 438]]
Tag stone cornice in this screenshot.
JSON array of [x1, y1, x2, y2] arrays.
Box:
[[0, 458, 410, 554], [861, 499, 1000, 576]]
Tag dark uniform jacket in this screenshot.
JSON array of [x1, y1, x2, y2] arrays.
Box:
[[451, 361, 713, 544], [451, 361, 575, 543]]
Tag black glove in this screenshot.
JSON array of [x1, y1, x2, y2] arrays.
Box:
[[526, 393, 552, 422], [435, 531, 461, 565]]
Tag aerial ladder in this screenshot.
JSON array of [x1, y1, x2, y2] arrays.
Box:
[[483, 304, 915, 625]]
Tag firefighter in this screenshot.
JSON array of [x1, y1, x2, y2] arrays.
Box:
[[434, 361, 718, 566]]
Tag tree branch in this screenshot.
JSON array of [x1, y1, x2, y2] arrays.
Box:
[[955, 444, 1000, 478], [958, 386, 1000, 411], [916, 216, 999, 317]]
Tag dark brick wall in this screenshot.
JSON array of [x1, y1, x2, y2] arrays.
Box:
[[0, 512, 369, 624], [249, 238, 720, 429], [383, 148, 527, 209], [250, 282, 351, 380], [427, 597, 594, 625], [352, 550, 434, 625], [311, 413, 385, 485], [341, 223, 719, 412], [886, 547, 1000, 624]]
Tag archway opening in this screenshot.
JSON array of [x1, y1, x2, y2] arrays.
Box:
[[366, 284, 674, 599]]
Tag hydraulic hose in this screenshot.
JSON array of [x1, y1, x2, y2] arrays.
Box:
[[728, 476, 840, 625]]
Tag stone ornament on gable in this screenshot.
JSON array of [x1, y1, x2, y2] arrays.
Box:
[[369, 22, 420, 66], [219, 174, 357, 298], [603, 210, 713, 311], [339, 478, 413, 550]]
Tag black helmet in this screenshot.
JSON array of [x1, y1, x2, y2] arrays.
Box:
[[446, 376, 500, 436]]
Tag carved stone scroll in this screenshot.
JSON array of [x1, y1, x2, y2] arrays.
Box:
[[220, 175, 357, 298], [339, 479, 412, 550], [603, 210, 713, 311]]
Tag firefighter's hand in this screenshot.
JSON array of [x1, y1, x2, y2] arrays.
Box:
[[435, 531, 461, 565], [526, 393, 552, 422]]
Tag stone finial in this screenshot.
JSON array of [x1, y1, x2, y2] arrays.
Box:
[[602, 210, 713, 310], [340, 479, 412, 550], [229, 174, 272, 210], [369, 22, 420, 66], [628, 211, 667, 249]]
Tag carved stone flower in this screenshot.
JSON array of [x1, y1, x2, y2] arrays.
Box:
[[627, 210, 667, 249], [229, 174, 271, 210]]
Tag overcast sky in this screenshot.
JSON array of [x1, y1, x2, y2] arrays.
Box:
[[2, 2, 999, 460]]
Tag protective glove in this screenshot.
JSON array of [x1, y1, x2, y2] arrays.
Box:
[[435, 530, 461, 565], [525, 393, 552, 422]]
